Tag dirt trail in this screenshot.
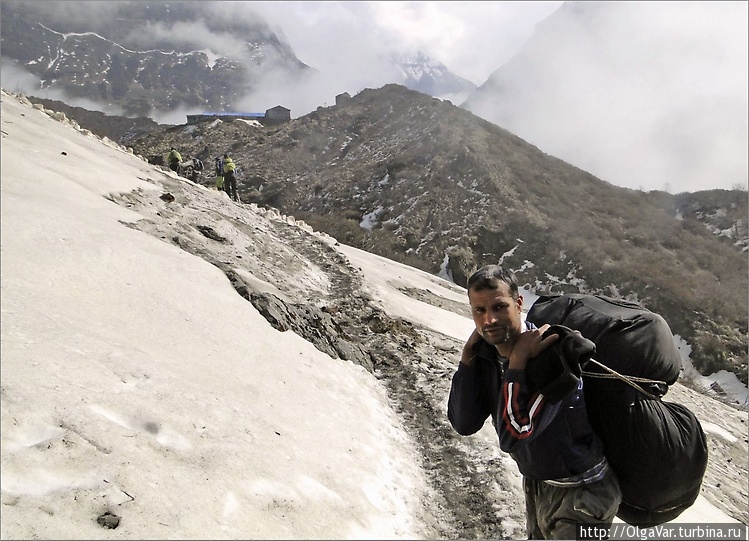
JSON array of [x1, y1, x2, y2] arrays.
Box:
[[108, 170, 747, 537], [107, 171, 527, 538]]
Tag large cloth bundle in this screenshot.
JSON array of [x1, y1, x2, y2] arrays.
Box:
[[527, 294, 708, 526]]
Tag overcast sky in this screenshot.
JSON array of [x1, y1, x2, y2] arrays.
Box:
[[245, 1, 748, 193], [0, 1, 563, 114], [459, 1, 748, 193], [248, 1, 563, 86], [2, 1, 745, 193], [179, 1, 749, 193]]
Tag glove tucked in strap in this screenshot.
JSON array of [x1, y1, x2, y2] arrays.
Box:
[[526, 324, 595, 403]]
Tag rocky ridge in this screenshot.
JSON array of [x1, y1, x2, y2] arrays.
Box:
[[122, 84, 748, 388]]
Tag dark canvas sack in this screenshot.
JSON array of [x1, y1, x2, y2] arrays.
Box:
[[527, 294, 708, 526]]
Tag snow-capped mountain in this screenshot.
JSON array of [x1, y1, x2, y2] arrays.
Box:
[[0, 1, 477, 120], [392, 51, 477, 103], [0, 1, 312, 118]]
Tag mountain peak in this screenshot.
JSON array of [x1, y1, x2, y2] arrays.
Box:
[[391, 50, 476, 102]]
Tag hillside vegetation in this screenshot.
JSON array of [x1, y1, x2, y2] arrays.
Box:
[[54, 85, 748, 385]]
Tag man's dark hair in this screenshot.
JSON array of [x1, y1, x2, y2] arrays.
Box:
[[467, 265, 519, 298]]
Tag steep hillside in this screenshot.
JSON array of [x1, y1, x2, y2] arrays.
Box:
[[119, 85, 749, 385], [0, 1, 310, 117]]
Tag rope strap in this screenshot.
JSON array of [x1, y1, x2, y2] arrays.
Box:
[[582, 358, 668, 401]]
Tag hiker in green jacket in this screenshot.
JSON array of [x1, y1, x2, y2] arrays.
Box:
[[222, 154, 238, 202], [168, 147, 182, 172]]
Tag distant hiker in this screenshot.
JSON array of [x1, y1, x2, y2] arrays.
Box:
[[447, 265, 621, 540], [192, 156, 204, 173], [167, 147, 182, 172], [222, 153, 238, 202], [214, 156, 225, 191], [191, 157, 204, 182]]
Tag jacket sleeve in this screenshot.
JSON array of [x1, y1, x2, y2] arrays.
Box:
[[498, 368, 560, 453], [447, 362, 492, 435]]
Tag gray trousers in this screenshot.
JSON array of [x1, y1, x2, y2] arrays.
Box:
[[523, 471, 622, 539]]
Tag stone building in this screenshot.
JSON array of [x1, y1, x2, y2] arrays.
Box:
[[186, 106, 291, 126]]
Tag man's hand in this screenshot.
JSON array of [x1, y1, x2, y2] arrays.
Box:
[[460, 329, 484, 366], [508, 323, 560, 370]]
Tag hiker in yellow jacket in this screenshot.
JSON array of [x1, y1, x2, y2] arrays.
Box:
[[167, 147, 182, 172], [222, 154, 238, 202]]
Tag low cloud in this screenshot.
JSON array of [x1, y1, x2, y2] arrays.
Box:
[[0, 58, 126, 116], [464, 1, 748, 193]]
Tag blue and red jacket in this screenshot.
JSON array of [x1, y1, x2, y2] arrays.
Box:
[[448, 321, 606, 481]]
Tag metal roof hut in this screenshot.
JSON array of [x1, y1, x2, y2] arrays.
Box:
[[264, 105, 291, 125]]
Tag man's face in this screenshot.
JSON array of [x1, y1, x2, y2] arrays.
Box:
[[468, 284, 524, 346]]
